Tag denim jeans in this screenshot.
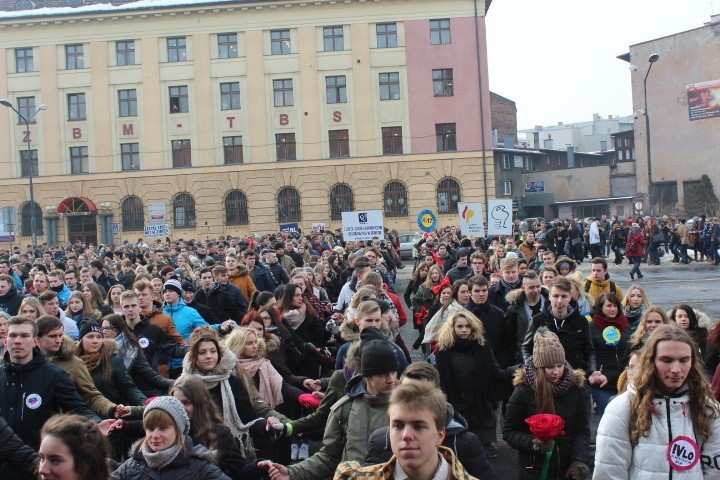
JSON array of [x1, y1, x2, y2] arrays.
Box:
[[590, 386, 616, 416], [629, 255, 642, 278]]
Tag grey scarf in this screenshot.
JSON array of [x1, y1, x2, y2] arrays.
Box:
[[142, 442, 181, 470]]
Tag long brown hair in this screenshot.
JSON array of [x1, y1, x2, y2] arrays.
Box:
[[534, 367, 558, 414], [76, 331, 114, 384], [170, 376, 223, 448], [630, 325, 720, 445]]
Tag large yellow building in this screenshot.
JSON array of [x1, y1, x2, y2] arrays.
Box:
[[0, 0, 494, 245]]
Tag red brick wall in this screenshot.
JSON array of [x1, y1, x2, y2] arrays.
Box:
[[490, 91, 517, 141]]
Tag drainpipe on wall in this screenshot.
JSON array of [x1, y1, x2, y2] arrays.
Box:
[[473, 0, 489, 207]]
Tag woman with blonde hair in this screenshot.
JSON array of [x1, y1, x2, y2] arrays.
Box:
[[567, 272, 592, 316], [423, 279, 470, 346], [595, 325, 720, 479], [621, 283, 651, 336], [410, 264, 444, 350], [503, 328, 591, 480], [627, 306, 670, 353], [488, 246, 507, 272], [66, 290, 101, 328], [436, 310, 516, 457], [19, 295, 45, 320]]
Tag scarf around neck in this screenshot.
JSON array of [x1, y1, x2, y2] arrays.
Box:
[[142, 442, 182, 470], [524, 358, 577, 396], [181, 346, 263, 458], [81, 352, 102, 373], [625, 304, 645, 321], [592, 313, 629, 332], [237, 357, 284, 408], [114, 333, 138, 369]]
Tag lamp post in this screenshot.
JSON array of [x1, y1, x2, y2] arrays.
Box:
[[0, 99, 48, 250], [643, 53, 660, 215]]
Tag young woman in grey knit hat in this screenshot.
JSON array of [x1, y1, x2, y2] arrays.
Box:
[[503, 327, 592, 480]]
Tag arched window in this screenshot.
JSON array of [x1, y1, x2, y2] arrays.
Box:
[[225, 190, 249, 226], [436, 177, 461, 214], [384, 181, 408, 217], [329, 183, 354, 221], [277, 187, 301, 223], [121, 196, 144, 232], [20, 201, 43, 236], [173, 193, 196, 229]]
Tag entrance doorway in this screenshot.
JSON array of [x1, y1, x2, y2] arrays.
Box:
[[57, 197, 98, 245]]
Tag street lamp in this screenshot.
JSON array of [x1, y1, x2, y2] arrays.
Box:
[[643, 53, 660, 215], [0, 99, 48, 250]]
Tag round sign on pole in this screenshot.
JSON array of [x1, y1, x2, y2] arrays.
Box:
[[417, 209, 438, 233]]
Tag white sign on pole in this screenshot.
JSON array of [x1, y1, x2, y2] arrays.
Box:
[[144, 224, 170, 238], [148, 203, 167, 226], [457, 203, 485, 237], [341, 210, 384, 241], [487, 199, 513, 235], [312, 222, 327, 231]]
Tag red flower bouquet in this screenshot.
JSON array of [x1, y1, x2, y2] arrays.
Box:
[[525, 413, 566, 441], [525, 414, 566, 480]]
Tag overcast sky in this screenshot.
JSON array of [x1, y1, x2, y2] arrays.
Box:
[[486, 0, 719, 130]]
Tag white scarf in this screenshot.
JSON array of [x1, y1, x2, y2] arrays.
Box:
[[181, 346, 263, 458]]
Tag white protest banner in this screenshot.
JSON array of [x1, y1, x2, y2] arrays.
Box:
[[312, 222, 327, 231], [457, 203, 485, 237], [148, 203, 167, 226], [144, 224, 170, 238], [341, 210, 384, 241], [487, 199, 513, 235]]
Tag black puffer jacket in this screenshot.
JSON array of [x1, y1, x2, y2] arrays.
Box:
[[366, 403, 496, 480], [588, 316, 630, 391], [112, 436, 230, 480], [502, 363, 591, 480], [0, 414, 38, 480], [0, 285, 24, 316], [0, 349, 100, 450], [194, 286, 244, 324], [522, 305, 596, 373], [436, 338, 515, 436]]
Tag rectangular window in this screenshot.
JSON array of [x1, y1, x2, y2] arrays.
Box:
[[430, 19, 451, 45], [501, 154, 511, 170], [653, 181, 678, 205], [432, 68, 453, 96], [382, 126, 403, 155], [67, 93, 86, 121], [271, 30, 291, 55], [220, 82, 240, 110], [323, 26, 344, 52], [65, 44, 84, 69], [223, 136, 244, 164], [273, 79, 294, 107], [70, 146, 89, 174], [15, 48, 33, 73], [121, 143, 140, 171], [217, 33, 238, 59], [329, 129, 349, 158], [379, 72, 400, 101], [376, 23, 397, 48], [325, 75, 347, 104], [118, 89, 137, 117], [502, 180, 512, 196], [116, 40, 135, 66], [169, 86, 189, 113], [172, 139, 192, 167], [20, 149, 38, 177], [435, 123, 457, 152], [276, 133, 297, 161], [167, 37, 187, 62], [17, 97, 36, 124]]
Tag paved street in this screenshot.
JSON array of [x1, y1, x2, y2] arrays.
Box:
[[394, 253, 720, 478]]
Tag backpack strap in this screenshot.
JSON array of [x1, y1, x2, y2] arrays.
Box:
[[584, 279, 592, 293]]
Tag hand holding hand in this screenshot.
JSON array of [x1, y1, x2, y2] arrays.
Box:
[[114, 404, 131, 418]]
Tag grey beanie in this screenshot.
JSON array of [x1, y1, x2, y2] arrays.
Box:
[[144, 396, 190, 435]]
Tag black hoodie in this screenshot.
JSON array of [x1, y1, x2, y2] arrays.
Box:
[[0, 285, 23, 316]]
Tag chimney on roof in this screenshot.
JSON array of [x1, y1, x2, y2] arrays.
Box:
[[593, 113, 600, 121], [534, 125, 543, 132], [504, 134, 515, 148], [492, 129, 499, 147], [566, 145, 575, 168], [709, 14, 720, 24]]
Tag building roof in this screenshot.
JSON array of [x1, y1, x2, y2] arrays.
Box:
[[553, 196, 638, 205], [0, 0, 286, 19], [519, 116, 633, 134], [493, 147, 542, 156]]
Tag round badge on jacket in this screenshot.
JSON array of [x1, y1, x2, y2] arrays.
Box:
[[139, 337, 150, 348], [667, 436, 700, 471], [26, 393, 42, 409], [602, 326, 621, 346]]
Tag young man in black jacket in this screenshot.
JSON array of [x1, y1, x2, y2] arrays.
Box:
[[0, 317, 100, 479]]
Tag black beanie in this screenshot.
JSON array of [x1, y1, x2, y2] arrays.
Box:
[[360, 339, 398, 377], [79, 321, 103, 340], [359, 327, 385, 345]]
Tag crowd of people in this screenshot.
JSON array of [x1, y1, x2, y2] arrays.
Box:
[[0, 217, 719, 480]]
